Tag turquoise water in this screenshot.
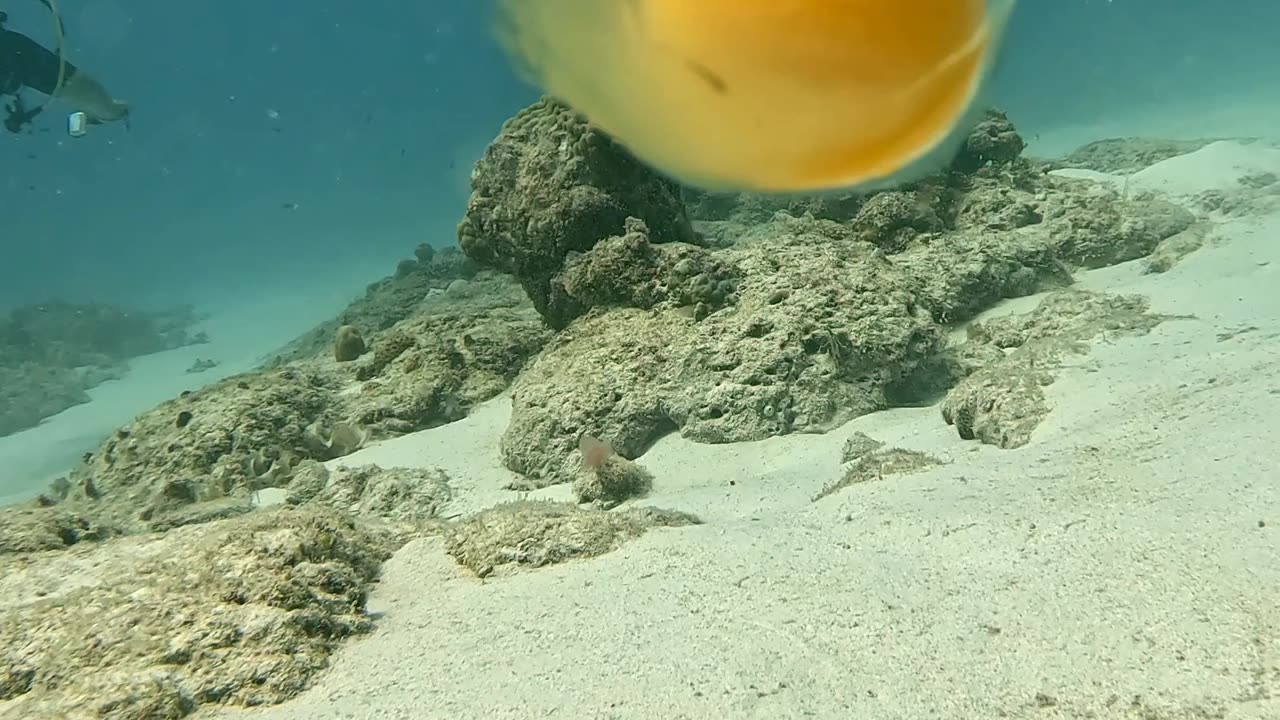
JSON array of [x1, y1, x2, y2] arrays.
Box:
[[1, 0, 1276, 308], [0, 2, 1277, 718]]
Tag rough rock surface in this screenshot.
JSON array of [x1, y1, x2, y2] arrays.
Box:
[[345, 297, 548, 437], [501, 216, 947, 488], [457, 97, 698, 329], [0, 457, 474, 720], [40, 276, 547, 538], [0, 506, 391, 720], [59, 365, 340, 535], [1041, 180, 1198, 269], [951, 109, 1028, 172], [443, 500, 701, 578], [551, 216, 740, 321], [1045, 137, 1219, 175], [289, 462, 454, 534], [0, 440, 698, 720], [496, 115, 1198, 489], [571, 453, 654, 508], [0, 502, 116, 554], [940, 290, 1177, 448]]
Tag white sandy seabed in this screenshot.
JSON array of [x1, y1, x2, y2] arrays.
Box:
[[4, 139, 1280, 717]]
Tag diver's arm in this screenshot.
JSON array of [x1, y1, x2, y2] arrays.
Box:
[[1, 29, 128, 124], [0, 28, 66, 95]]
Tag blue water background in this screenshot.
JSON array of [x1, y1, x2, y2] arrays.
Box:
[[0, 0, 1276, 311]]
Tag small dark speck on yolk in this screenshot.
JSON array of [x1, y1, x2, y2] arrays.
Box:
[[685, 60, 728, 94]]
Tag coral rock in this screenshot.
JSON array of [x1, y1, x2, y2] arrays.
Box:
[[333, 324, 367, 362], [457, 97, 697, 328]]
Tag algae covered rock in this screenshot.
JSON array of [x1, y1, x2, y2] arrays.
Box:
[[0, 456, 461, 720], [59, 366, 340, 534], [332, 324, 366, 361], [266, 245, 482, 366], [457, 96, 697, 328], [551, 216, 739, 320], [267, 245, 481, 366], [952, 108, 1027, 172], [501, 215, 950, 488], [39, 273, 547, 540], [0, 363, 94, 437], [0, 300, 203, 369], [1042, 177, 1196, 269], [1048, 137, 1218, 174], [502, 206, 1064, 488], [0, 505, 390, 720], [344, 300, 551, 436], [572, 435, 654, 508], [486, 108, 1196, 488], [296, 463, 454, 535], [0, 502, 115, 554], [941, 290, 1178, 448], [443, 500, 700, 578]]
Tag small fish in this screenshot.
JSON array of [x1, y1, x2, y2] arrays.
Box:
[[495, 0, 1017, 194]]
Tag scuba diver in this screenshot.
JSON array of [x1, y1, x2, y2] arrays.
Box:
[[0, 7, 129, 133]]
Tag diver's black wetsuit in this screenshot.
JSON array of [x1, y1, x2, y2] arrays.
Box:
[[1, 11, 127, 132], [0, 27, 77, 97]]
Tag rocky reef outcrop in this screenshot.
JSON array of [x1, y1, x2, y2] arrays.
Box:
[[477, 106, 1197, 488], [40, 275, 548, 538], [457, 97, 698, 329]]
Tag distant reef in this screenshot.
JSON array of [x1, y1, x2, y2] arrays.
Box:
[[0, 301, 207, 437]]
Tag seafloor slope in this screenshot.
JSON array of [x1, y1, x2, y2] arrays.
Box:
[[0, 99, 1275, 719]]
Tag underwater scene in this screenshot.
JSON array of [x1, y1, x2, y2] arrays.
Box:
[[0, 0, 1277, 718]]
